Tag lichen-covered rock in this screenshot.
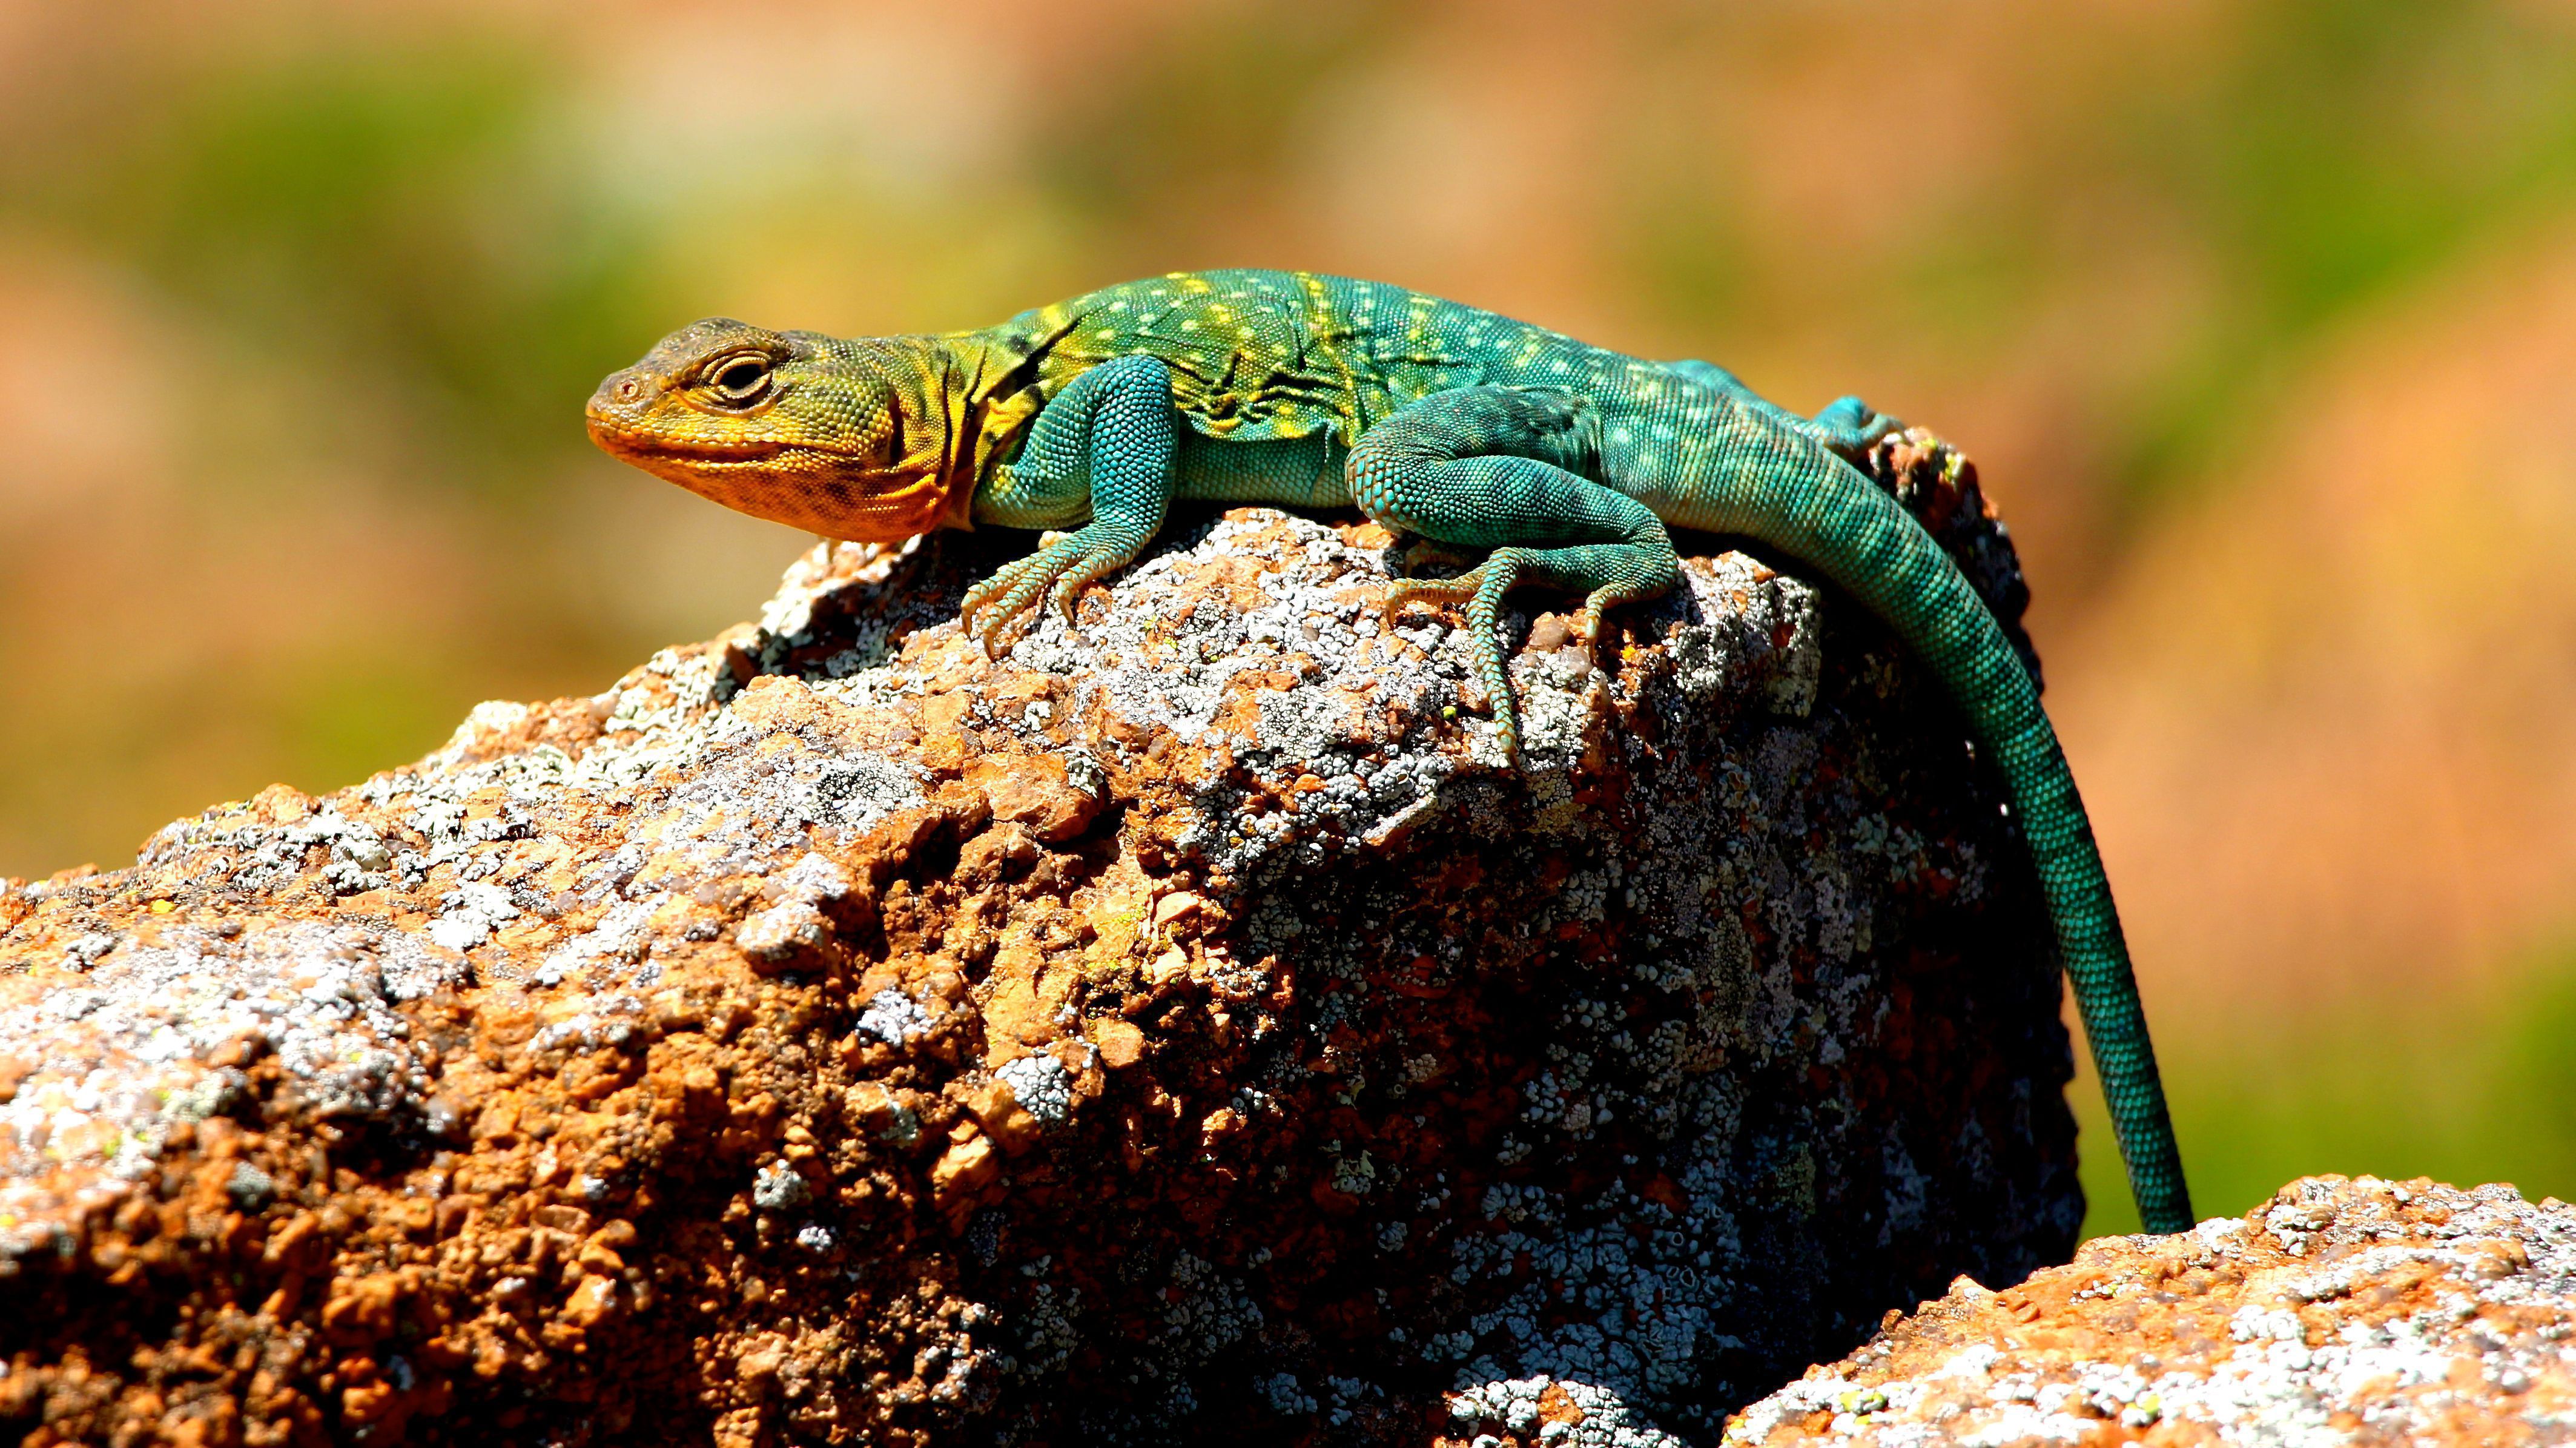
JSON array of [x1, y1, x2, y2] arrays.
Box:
[[1717, 1174, 2576, 1447], [0, 435, 2079, 1446]]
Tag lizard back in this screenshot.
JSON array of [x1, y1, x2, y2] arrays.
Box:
[[985, 269, 1835, 527]]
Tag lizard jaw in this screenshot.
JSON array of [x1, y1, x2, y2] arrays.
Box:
[[603, 440, 957, 543], [584, 415, 792, 465]]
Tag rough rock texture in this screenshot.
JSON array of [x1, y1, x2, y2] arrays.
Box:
[[0, 435, 2082, 1446], [1717, 1175, 2576, 1447]]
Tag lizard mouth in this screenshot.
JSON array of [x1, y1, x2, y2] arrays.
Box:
[[585, 415, 797, 463]]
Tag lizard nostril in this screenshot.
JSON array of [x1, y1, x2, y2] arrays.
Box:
[[616, 379, 640, 402]]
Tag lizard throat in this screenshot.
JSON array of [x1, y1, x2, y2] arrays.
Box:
[[670, 460, 954, 541]]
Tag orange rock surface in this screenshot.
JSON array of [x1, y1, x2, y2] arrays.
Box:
[[0, 440, 2093, 1445], [1707, 1174, 2575, 1447]]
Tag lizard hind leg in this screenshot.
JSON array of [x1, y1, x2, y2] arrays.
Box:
[[1350, 386, 1680, 755]]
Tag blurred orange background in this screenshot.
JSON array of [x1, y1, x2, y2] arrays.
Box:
[[4, 0, 2572, 1234]]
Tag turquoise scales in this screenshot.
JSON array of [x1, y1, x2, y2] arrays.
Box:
[[586, 268, 2194, 1233]]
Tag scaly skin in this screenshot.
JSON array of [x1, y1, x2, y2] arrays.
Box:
[[586, 269, 2193, 1234]]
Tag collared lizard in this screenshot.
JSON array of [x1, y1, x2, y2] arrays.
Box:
[[586, 268, 2192, 1233]]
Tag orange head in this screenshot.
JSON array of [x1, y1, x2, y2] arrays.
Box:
[[586, 319, 966, 540]]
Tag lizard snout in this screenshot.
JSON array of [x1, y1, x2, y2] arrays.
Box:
[[586, 368, 652, 423], [585, 368, 674, 460]]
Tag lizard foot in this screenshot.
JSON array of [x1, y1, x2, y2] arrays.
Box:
[[957, 524, 1148, 653], [1385, 557, 1666, 757], [1384, 552, 1532, 756]]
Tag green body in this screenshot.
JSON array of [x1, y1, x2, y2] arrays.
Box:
[[588, 268, 2193, 1233], [969, 271, 1855, 529]]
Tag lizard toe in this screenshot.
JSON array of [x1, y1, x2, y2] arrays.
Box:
[[958, 528, 1148, 653], [1382, 566, 1488, 631]]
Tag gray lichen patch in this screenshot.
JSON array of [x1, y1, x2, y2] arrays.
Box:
[[995, 1054, 1072, 1127], [0, 918, 460, 1255], [1449, 1374, 1693, 1448]]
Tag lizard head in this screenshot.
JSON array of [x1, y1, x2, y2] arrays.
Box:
[[587, 319, 965, 540]]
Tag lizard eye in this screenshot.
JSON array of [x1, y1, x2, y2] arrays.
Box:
[[705, 355, 773, 405]]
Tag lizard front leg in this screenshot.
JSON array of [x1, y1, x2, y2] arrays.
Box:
[[1347, 386, 1679, 755], [958, 354, 1180, 649]]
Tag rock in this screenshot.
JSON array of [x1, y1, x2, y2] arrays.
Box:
[[0, 434, 2079, 1445], [1716, 1174, 2576, 1447]]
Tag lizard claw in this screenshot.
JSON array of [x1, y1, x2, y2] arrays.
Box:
[[959, 549, 1056, 652], [1573, 598, 1608, 647]]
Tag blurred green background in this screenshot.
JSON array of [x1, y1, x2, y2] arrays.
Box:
[[3, 1, 2572, 1236]]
